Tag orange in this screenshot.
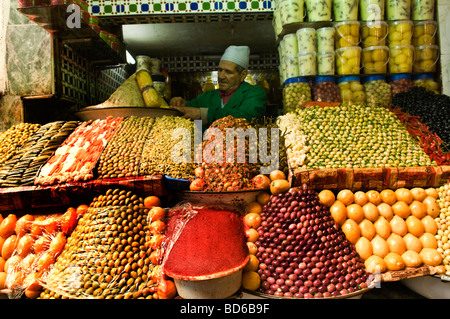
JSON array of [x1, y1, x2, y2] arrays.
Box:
[[245, 201, 262, 215], [256, 192, 271, 206], [371, 235, 390, 258], [410, 188, 427, 201], [148, 207, 166, 222], [366, 190, 382, 205], [246, 228, 259, 242], [422, 196, 440, 218], [242, 271, 261, 291], [347, 203, 364, 223], [420, 248, 442, 266], [15, 214, 34, 236], [354, 191, 369, 206], [269, 170, 286, 181], [362, 202, 379, 222], [392, 201, 411, 219], [409, 200, 427, 219], [380, 189, 397, 205], [402, 250, 423, 267], [16, 234, 35, 258], [359, 219, 376, 240], [270, 179, 290, 195], [337, 189, 355, 206], [384, 252, 405, 271], [341, 219, 360, 244], [419, 233, 438, 249], [405, 215, 425, 237], [247, 242, 258, 255], [1, 235, 17, 260], [355, 237, 373, 260], [425, 188, 439, 199], [374, 216, 391, 239], [386, 233, 406, 255], [0, 214, 17, 239], [390, 215, 408, 236], [403, 233, 423, 253], [318, 189, 336, 207], [4, 255, 22, 274], [395, 188, 413, 204], [365, 255, 387, 273], [0, 257, 4, 272], [244, 213, 262, 229], [144, 196, 162, 209], [377, 203, 394, 221], [244, 254, 259, 271], [330, 200, 348, 226], [421, 215, 438, 235]]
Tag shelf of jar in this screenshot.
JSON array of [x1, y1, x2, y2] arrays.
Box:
[[17, 4, 125, 66]]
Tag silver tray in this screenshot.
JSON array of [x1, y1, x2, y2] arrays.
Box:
[[75, 106, 181, 121]]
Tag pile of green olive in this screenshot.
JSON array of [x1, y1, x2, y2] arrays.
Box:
[[295, 104, 436, 169]]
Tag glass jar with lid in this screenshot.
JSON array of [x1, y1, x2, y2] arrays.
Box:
[[361, 21, 388, 48], [412, 20, 437, 46], [316, 27, 335, 52], [282, 77, 312, 113], [312, 76, 341, 102], [334, 0, 359, 21], [360, 0, 385, 21], [388, 45, 414, 73], [305, 0, 332, 22], [362, 46, 389, 74], [386, 0, 411, 20], [388, 74, 415, 97], [412, 73, 440, 94], [279, 0, 306, 27], [317, 51, 335, 75], [413, 45, 439, 73], [411, 0, 435, 20], [363, 75, 392, 107], [336, 46, 362, 75], [388, 20, 413, 47], [337, 76, 366, 104]]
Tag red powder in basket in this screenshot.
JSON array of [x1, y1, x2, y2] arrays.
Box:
[[162, 205, 249, 280]]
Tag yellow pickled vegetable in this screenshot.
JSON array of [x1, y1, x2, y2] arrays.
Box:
[[136, 70, 154, 91]]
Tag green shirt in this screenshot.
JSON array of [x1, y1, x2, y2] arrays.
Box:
[[186, 82, 267, 125]]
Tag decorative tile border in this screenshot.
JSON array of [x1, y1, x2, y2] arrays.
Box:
[[87, 0, 274, 16]]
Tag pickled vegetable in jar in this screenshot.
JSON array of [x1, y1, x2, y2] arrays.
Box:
[[305, 0, 332, 22], [335, 21, 360, 49], [282, 77, 312, 113], [279, 0, 306, 26], [388, 73, 415, 96], [284, 56, 300, 79], [360, 0, 385, 21], [388, 45, 414, 73], [337, 76, 366, 104], [412, 20, 437, 46], [312, 76, 341, 102], [272, 8, 283, 38], [413, 45, 439, 73], [316, 27, 335, 52], [317, 51, 335, 75], [362, 46, 389, 74], [283, 33, 299, 57], [388, 20, 413, 47], [296, 28, 317, 52], [336, 46, 362, 75], [363, 75, 392, 107], [361, 21, 387, 48], [298, 51, 317, 76], [334, 0, 359, 21], [412, 73, 440, 94], [411, 0, 435, 20], [386, 0, 411, 20]]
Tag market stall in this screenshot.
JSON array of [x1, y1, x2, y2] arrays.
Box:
[[0, 0, 449, 301]]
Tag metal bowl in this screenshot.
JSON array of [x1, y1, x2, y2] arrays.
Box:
[[74, 106, 181, 121]]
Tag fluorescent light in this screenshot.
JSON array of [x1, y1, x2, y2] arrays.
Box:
[[126, 51, 136, 64]]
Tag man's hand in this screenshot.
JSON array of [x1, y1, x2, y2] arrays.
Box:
[[170, 97, 186, 107]]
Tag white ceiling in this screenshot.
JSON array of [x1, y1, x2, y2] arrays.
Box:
[[122, 20, 277, 59]]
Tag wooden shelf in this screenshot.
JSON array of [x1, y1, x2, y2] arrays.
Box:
[[17, 4, 125, 66]]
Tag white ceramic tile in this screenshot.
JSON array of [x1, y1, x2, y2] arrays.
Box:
[[437, 3, 450, 53], [439, 53, 450, 95]]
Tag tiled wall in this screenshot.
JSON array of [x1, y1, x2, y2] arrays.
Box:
[[438, 0, 450, 95], [88, 0, 274, 15]]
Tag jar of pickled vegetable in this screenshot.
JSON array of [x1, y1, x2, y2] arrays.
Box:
[[283, 77, 312, 112], [362, 46, 389, 74], [305, 0, 332, 22], [413, 45, 439, 73], [412, 20, 437, 46], [337, 76, 366, 104], [283, 33, 299, 57], [386, 0, 411, 20], [361, 21, 388, 48], [360, 0, 385, 21], [317, 51, 335, 75], [334, 0, 359, 21], [279, 0, 306, 26], [298, 51, 317, 76], [363, 75, 392, 107], [411, 0, 435, 20], [388, 45, 414, 73], [335, 21, 360, 49], [316, 27, 335, 52], [272, 7, 283, 38], [312, 76, 341, 102], [413, 73, 440, 94], [336, 46, 362, 75], [296, 28, 317, 52], [388, 73, 415, 96], [284, 56, 300, 79], [388, 20, 413, 47]]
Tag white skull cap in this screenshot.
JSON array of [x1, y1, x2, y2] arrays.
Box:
[[220, 45, 250, 69]]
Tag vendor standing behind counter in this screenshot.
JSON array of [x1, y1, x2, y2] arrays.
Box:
[[169, 45, 267, 127]]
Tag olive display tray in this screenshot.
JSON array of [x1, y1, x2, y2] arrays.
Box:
[[290, 165, 450, 192], [75, 106, 182, 121], [242, 285, 374, 299]]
